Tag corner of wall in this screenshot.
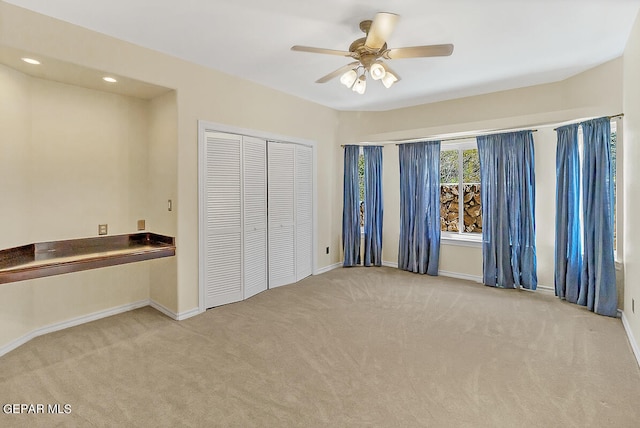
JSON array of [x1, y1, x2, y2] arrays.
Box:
[[622, 6, 640, 371]]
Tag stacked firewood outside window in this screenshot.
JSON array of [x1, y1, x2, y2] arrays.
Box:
[[440, 184, 482, 233]]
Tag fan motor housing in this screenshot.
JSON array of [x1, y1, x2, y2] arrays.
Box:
[[349, 37, 387, 59]]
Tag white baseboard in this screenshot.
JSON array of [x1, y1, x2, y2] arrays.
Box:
[[177, 307, 201, 320], [149, 300, 201, 321], [0, 299, 204, 357], [382, 262, 483, 283], [0, 299, 149, 358], [438, 270, 483, 283], [621, 310, 640, 369], [314, 262, 342, 275]]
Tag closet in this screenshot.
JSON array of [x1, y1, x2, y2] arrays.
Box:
[[201, 131, 313, 309]]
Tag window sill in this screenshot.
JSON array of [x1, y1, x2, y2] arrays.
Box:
[[441, 234, 482, 248]]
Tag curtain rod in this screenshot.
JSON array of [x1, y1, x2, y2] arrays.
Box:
[[393, 129, 538, 146], [552, 113, 624, 131], [340, 129, 538, 147], [399, 130, 539, 145]]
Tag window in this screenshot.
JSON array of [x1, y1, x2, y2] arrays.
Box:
[[440, 140, 482, 241]]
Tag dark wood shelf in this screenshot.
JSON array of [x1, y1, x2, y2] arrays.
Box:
[[0, 233, 175, 284]]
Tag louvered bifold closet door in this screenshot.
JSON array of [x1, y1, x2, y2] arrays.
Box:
[[204, 132, 243, 308], [268, 142, 297, 288], [295, 145, 313, 281], [243, 136, 268, 299]]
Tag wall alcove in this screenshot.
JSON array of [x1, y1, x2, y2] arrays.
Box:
[[0, 46, 180, 353]]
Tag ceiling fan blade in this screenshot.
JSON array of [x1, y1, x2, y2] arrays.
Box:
[[365, 12, 399, 51], [383, 44, 454, 59], [291, 45, 354, 57], [315, 61, 360, 83]]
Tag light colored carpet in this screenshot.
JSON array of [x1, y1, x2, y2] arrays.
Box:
[[1, 267, 639, 427]]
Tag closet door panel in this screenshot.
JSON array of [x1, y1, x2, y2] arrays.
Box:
[[268, 142, 296, 288], [243, 136, 268, 299], [269, 225, 295, 287], [295, 145, 313, 281], [205, 231, 242, 306], [204, 133, 243, 308]]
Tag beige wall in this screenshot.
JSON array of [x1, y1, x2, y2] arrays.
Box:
[[0, 64, 30, 249], [27, 78, 150, 241], [0, 64, 33, 346], [0, 65, 152, 240], [623, 10, 640, 356], [338, 59, 623, 287], [148, 91, 178, 311]]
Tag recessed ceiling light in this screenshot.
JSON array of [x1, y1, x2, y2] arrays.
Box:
[[21, 57, 41, 65], [103, 77, 117, 83]]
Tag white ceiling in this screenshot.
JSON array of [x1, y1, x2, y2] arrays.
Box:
[[5, 0, 640, 111]]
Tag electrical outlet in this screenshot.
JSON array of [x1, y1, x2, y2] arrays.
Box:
[[168, 199, 173, 211], [633, 298, 635, 314], [326, 247, 329, 254], [98, 224, 108, 235], [137, 219, 145, 231]]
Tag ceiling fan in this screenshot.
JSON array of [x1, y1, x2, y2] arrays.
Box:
[[291, 12, 454, 94]]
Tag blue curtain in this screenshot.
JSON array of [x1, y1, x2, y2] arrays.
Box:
[[554, 124, 582, 303], [342, 145, 361, 266], [363, 146, 383, 266], [477, 131, 537, 289], [398, 141, 440, 275], [579, 118, 617, 316]]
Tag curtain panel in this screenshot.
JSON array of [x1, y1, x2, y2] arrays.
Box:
[[342, 145, 361, 267], [579, 118, 617, 316], [477, 131, 537, 289], [554, 117, 617, 317], [554, 124, 582, 303], [363, 146, 383, 266], [398, 141, 440, 275]]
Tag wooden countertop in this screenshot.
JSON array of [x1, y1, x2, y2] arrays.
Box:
[[0, 233, 175, 284]]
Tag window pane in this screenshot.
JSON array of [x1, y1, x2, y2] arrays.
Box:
[[440, 184, 459, 231], [440, 150, 459, 184], [462, 149, 480, 183], [463, 184, 482, 233]]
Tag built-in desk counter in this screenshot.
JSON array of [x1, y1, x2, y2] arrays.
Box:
[[0, 233, 175, 284]]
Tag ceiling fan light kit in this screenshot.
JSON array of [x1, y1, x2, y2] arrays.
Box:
[[291, 12, 453, 95], [381, 71, 398, 89], [352, 75, 367, 94], [340, 69, 358, 87], [369, 62, 386, 80]]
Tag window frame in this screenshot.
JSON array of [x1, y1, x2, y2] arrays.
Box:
[[611, 118, 623, 262], [440, 139, 482, 247]]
